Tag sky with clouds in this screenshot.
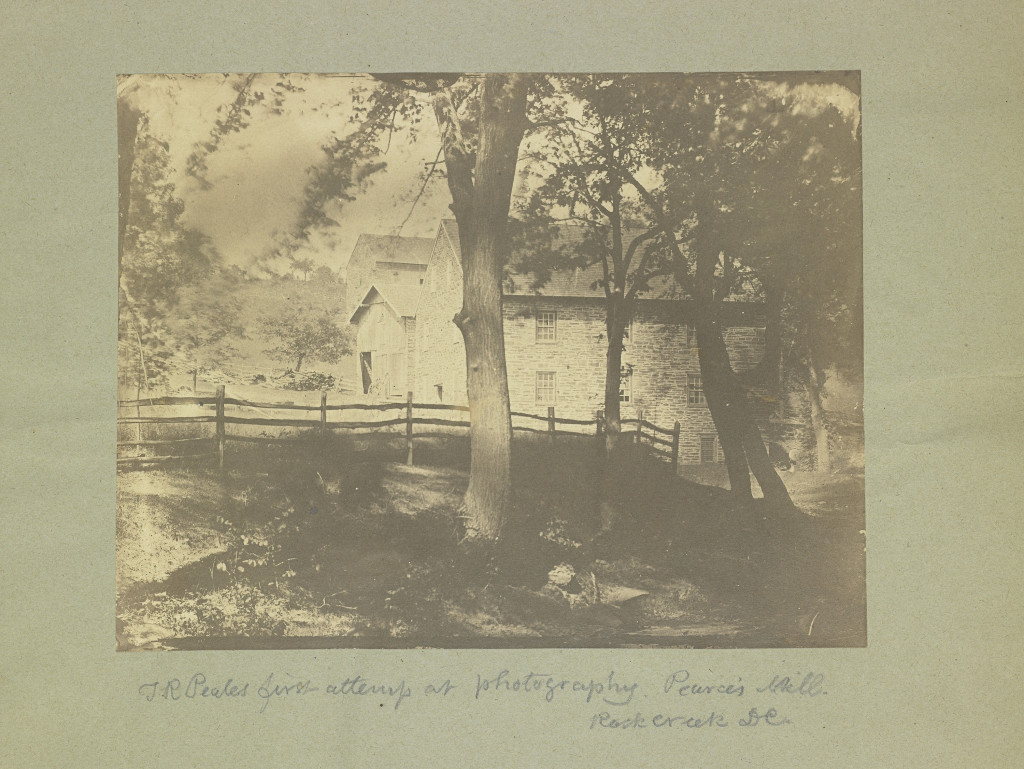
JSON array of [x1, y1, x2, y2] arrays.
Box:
[[124, 73, 452, 274], [122, 73, 859, 277]]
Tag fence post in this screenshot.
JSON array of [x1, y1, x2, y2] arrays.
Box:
[[596, 409, 604, 440], [135, 387, 142, 445], [548, 406, 556, 445], [635, 408, 644, 446], [320, 390, 328, 445], [215, 385, 225, 471], [671, 420, 681, 470], [406, 391, 414, 465]]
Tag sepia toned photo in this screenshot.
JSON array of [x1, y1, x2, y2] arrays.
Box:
[[116, 72, 864, 650]]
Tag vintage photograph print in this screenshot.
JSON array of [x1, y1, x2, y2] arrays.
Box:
[[117, 73, 864, 650]]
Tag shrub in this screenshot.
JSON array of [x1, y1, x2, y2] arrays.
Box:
[[276, 370, 335, 391]]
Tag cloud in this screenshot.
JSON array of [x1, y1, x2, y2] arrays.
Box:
[[125, 74, 450, 271]]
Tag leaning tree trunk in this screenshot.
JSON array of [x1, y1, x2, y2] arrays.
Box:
[[697, 312, 794, 508], [805, 353, 831, 473], [437, 74, 528, 540], [739, 416, 795, 505], [691, 221, 752, 497], [693, 224, 793, 508], [696, 312, 754, 497]]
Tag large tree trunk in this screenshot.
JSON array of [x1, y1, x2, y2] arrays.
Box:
[[806, 354, 831, 473], [596, 298, 630, 532], [696, 312, 753, 497], [740, 418, 796, 504], [437, 74, 528, 540], [602, 296, 629, 455], [693, 218, 793, 509], [697, 312, 794, 507], [692, 217, 751, 497]]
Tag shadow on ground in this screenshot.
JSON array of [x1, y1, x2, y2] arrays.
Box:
[[116, 434, 865, 650]]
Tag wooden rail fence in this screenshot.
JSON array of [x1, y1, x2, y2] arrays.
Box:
[[117, 387, 682, 470]]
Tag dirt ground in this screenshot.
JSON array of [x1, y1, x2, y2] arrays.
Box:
[[115, 435, 866, 649]]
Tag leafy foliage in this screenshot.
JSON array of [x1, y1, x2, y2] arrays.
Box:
[[271, 80, 430, 258], [121, 115, 219, 312], [640, 73, 862, 472], [257, 304, 352, 372], [514, 74, 861, 481], [118, 309, 174, 394], [185, 75, 307, 190], [118, 108, 227, 395], [163, 271, 247, 381]]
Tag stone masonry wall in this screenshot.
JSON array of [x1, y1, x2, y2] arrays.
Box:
[[411, 228, 769, 464], [413, 232, 467, 404], [503, 300, 607, 423]]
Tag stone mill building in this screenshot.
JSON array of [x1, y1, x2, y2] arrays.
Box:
[[348, 220, 768, 465]]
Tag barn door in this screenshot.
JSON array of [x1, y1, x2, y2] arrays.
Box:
[[360, 352, 372, 395]]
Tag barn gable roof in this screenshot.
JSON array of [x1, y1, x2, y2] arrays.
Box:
[[348, 283, 422, 323], [346, 234, 435, 271]]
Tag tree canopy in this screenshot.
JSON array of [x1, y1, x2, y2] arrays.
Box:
[[257, 303, 352, 372]]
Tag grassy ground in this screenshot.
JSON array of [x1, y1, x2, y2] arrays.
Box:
[[115, 434, 865, 649]]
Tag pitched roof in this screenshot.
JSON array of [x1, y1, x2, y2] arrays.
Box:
[[439, 219, 683, 300], [441, 218, 596, 260], [439, 219, 462, 255], [346, 233, 434, 271], [348, 283, 422, 323]]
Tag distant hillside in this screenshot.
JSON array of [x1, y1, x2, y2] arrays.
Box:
[[166, 275, 356, 392]]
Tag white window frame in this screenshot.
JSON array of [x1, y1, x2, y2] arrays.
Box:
[[619, 364, 632, 403], [687, 372, 707, 406], [535, 371, 556, 405], [536, 310, 557, 342]]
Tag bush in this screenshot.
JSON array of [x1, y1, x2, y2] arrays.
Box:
[[276, 370, 335, 391]]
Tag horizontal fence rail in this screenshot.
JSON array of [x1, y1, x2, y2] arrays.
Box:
[[117, 387, 683, 470]]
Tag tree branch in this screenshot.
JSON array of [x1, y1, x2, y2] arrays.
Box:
[[565, 161, 613, 219], [622, 227, 662, 275], [433, 91, 475, 220], [396, 144, 444, 235], [524, 116, 580, 131], [617, 166, 695, 295]]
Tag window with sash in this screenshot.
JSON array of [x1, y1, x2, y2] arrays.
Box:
[[536, 371, 556, 405], [619, 364, 632, 402], [536, 310, 557, 342], [687, 372, 706, 406]]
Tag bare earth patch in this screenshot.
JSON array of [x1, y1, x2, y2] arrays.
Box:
[[116, 440, 865, 649]]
